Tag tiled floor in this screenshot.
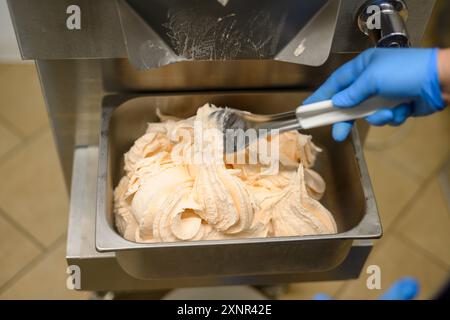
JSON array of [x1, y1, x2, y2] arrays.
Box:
[[0, 64, 89, 300], [0, 64, 449, 300]]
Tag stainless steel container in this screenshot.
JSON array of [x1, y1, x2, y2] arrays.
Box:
[[96, 91, 382, 280]]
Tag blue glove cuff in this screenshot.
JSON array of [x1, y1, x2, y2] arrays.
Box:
[[423, 48, 445, 111]]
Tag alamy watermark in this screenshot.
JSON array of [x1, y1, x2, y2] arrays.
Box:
[[66, 5, 81, 30], [366, 5, 382, 31], [66, 265, 81, 290], [366, 265, 382, 290]]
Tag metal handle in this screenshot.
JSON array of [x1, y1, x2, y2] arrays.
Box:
[[296, 100, 335, 116], [296, 97, 410, 130]]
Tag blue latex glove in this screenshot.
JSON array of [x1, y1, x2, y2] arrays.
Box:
[[313, 277, 420, 300], [378, 277, 420, 300], [304, 48, 446, 142]]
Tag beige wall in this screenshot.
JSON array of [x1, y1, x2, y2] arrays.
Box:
[[0, 0, 21, 61]]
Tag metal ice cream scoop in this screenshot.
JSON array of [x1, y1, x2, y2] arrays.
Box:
[[211, 96, 408, 152]]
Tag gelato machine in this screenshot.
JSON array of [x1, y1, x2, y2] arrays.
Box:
[[7, 0, 436, 292]]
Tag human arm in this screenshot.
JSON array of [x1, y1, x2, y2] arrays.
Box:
[[304, 48, 449, 142], [439, 49, 450, 105]]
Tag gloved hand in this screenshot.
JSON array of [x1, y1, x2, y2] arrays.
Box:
[[313, 277, 420, 300], [304, 48, 446, 142]]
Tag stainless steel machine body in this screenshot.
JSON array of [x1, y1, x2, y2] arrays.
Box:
[[7, 0, 436, 291]]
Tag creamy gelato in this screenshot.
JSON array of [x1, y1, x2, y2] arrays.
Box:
[[114, 104, 337, 243]]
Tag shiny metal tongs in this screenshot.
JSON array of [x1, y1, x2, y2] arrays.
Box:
[[212, 96, 408, 151]]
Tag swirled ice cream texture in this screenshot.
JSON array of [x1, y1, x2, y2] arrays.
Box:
[[114, 104, 336, 243]]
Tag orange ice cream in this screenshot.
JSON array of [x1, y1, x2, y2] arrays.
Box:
[[114, 104, 336, 243]]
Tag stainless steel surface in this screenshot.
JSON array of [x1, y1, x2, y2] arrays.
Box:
[[358, 0, 410, 48], [274, 0, 340, 66], [102, 55, 352, 92], [118, 0, 337, 69], [7, 0, 126, 60], [96, 92, 381, 280], [8, 0, 436, 61], [116, 0, 181, 69], [35, 59, 104, 185]]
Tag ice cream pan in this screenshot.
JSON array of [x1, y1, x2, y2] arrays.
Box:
[[96, 92, 382, 280]]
